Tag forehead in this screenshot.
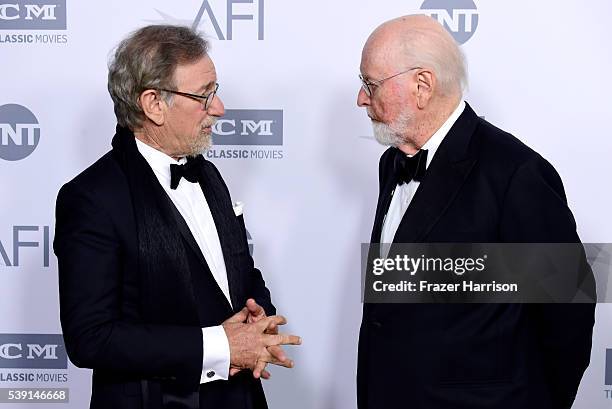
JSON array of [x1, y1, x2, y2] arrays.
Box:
[[360, 39, 401, 79], [174, 55, 216, 89]]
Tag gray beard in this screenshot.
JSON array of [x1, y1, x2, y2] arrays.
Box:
[[186, 117, 217, 157], [371, 110, 413, 147], [187, 132, 212, 156]]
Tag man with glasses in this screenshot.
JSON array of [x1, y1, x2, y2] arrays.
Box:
[[54, 25, 300, 409], [356, 15, 594, 409]]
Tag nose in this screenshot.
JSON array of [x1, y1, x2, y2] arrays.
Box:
[[357, 87, 370, 107], [208, 94, 225, 117]]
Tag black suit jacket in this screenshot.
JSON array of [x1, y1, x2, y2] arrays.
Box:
[[54, 127, 274, 409], [357, 103, 595, 409]]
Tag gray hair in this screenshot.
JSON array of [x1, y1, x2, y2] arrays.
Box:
[[107, 25, 209, 130], [400, 25, 467, 97]]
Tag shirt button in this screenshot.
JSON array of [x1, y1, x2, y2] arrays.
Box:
[[206, 371, 215, 378]]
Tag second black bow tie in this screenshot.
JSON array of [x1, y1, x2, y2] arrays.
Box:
[[393, 148, 428, 185], [170, 155, 205, 190]]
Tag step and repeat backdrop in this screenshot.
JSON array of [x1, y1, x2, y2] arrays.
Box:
[[1, 0, 612, 408]]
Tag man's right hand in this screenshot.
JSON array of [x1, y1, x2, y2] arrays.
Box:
[[222, 310, 301, 376]]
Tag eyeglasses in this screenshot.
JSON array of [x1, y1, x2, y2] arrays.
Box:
[[358, 67, 422, 97], [158, 83, 219, 110]]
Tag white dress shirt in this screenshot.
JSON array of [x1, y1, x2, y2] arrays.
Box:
[[380, 101, 466, 252], [135, 138, 231, 384]]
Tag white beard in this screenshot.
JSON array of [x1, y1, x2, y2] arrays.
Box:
[[371, 109, 414, 147]]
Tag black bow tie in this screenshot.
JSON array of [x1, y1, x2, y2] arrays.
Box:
[[169, 155, 205, 190], [393, 148, 428, 185]]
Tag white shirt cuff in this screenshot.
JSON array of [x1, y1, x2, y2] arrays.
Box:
[[200, 325, 230, 384]]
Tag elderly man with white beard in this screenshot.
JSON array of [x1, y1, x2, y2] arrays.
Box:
[[356, 14, 595, 409]]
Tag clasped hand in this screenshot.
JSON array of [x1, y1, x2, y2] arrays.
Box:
[[222, 299, 301, 379]]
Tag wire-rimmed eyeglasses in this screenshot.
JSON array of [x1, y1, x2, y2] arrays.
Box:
[[359, 67, 422, 97], [158, 83, 219, 111]]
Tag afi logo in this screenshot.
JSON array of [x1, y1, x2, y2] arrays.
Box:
[[420, 0, 479, 45], [0, 335, 67, 369], [0, 225, 51, 267], [0, 104, 40, 161], [150, 0, 264, 41], [0, 4, 57, 20], [194, 0, 264, 40], [0, 1, 66, 30], [212, 109, 283, 146]]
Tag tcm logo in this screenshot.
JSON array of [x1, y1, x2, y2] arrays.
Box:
[[420, 0, 478, 45], [606, 349, 612, 386], [212, 110, 282, 146], [0, 334, 67, 369], [0, 226, 50, 267], [0, 104, 40, 161], [0, 0, 66, 30], [150, 0, 264, 40]]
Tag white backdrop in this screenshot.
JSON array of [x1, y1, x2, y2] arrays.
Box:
[[1, 0, 611, 408]]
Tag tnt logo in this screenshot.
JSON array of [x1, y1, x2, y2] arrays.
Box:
[[0, 104, 40, 161], [151, 0, 264, 41], [606, 349, 612, 385], [420, 0, 479, 45], [0, 0, 66, 30], [0, 334, 67, 369], [212, 110, 282, 145]]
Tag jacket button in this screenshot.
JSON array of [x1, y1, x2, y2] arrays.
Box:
[[371, 321, 382, 328], [206, 371, 215, 378]]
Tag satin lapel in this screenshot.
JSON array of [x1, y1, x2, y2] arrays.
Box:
[[197, 160, 241, 310], [166, 199, 233, 312], [112, 128, 199, 324], [370, 148, 399, 244], [371, 177, 397, 244], [166, 201, 207, 270], [393, 104, 480, 243]]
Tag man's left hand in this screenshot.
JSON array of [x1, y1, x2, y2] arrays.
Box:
[[229, 298, 286, 379]]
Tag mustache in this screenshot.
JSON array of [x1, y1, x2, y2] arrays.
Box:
[[367, 109, 380, 123], [202, 117, 218, 128]]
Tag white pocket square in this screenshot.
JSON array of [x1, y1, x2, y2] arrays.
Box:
[[233, 201, 244, 216]]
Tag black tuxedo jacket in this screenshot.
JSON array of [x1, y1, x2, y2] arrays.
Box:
[[357, 104, 595, 409], [54, 126, 274, 409]]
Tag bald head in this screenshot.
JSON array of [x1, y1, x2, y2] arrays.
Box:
[[358, 15, 467, 152], [362, 14, 466, 98]]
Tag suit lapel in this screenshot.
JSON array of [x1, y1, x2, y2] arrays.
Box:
[[393, 151, 475, 243], [370, 148, 398, 244], [166, 201, 208, 271], [164, 197, 234, 311], [392, 103, 480, 243], [112, 129, 201, 324], [197, 160, 241, 310], [371, 176, 397, 244]]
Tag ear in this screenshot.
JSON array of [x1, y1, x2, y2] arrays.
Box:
[[414, 69, 435, 109], [139, 89, 166, 126]]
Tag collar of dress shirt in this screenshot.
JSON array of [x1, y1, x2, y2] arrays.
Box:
[[134, 137, 187, 186], [413, 100, 466, 169]]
